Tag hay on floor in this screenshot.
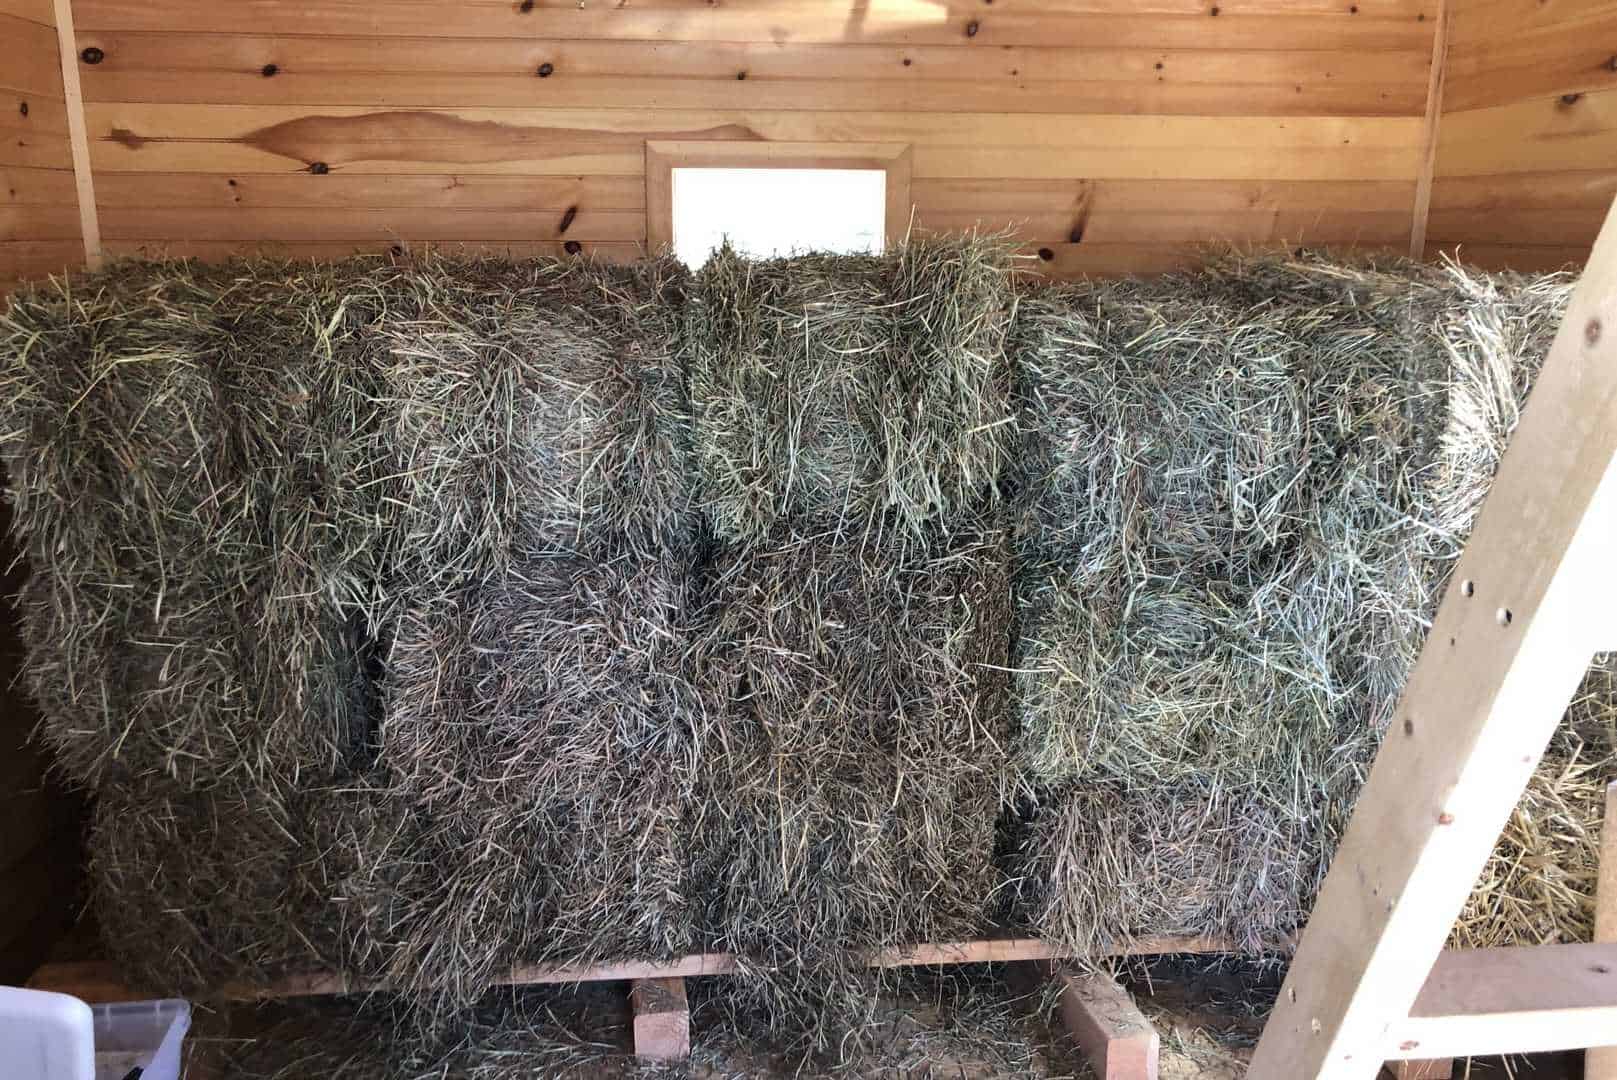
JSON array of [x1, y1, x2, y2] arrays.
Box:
[[686, 238, 1016, 542]]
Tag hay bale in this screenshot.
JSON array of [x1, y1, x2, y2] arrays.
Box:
[[686, 239, 1016, 541], [0, 260, 401, 790], [381, 537, 696, 807], [685, 511, 1012, 1050], [1008, 251, 1580, 955], [380, 254, 691, 586]]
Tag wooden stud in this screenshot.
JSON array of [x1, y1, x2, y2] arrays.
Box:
[[630, 977, 689, 1062], [1249, 197, 1617, 1080], [50, 0, 101, 268], [1051, 968, 1159, 1080], [1408, 0, 1448, 259], [1588, 780, 1617, 1079]]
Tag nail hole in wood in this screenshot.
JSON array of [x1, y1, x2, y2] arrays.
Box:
[[1497, 607, 1512, 626], [1288, 988, 1297, 1003], [1403, 716, 1415, 736], [17, 102, 26, 117], [1461, 579, 1475, 597], [965, 19, 980, 35], [902, 57, 912, 66], [309, 161, 330, 175], [518, 0, 534, 11], [1560, 92, 1585, 106], [1588, 318, 1603, 346], [261, 63, 278, 77], [1209, 5, 1220, 14], [564, 240, 583, 255], [81, 47, 105, 65], [537, 62, 554, 77], [736, 70, 747, 80], [1037, 247, 1055, 262]]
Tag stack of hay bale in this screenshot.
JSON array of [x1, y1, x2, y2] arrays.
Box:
[[0, 239, 1607, 1068], [681, 242, 1017, 1047]]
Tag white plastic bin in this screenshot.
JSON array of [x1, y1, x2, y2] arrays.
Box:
[[0, 989, 190, 1080], [92, 999, 190, 1080]]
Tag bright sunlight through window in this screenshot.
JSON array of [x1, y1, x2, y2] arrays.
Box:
[[671, 168, 887, 268]]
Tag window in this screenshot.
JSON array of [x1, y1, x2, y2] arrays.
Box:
[[646, 142, 912, 267]]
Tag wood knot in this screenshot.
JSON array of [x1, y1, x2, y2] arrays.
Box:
[[1560, 92, 1585, 106], [736, 70, 747, 80], [81, 46, 105, 65], [902, 57, 912, 66], [965, 19, 980, 35], [1209, 5, 1220, 14], [558, 205, 577, 234], [1587, 318, 1603, 346], [17, 101, 26, 117], [261, 63, 279, 77], [1037, 247, 1055, 262], [537, 62, 554, 77], [309, 161, 330, 174], [564, 240, 582, 255], [518, 0, 534, 10]]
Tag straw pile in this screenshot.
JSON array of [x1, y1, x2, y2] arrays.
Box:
[[1007, 251, 1588, 955]]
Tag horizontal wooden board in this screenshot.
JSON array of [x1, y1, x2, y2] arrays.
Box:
[[0, 238, 80, 283], [71, 32, 1428, 116], [920, 206, 1413, 245], [74, 69, 1426, 118], [0, 130, 72, 170], [101, 237, 644, 263], [94, 171, 645, 210], [1431, 169, 1617, 211], [0, 204, 81, 241], [1445, 20, 1617, 110], [1432, 241, 1592, 272], [81, 103, 1423, 180], [72, 1, 1437, 51], [1, 165, 81, 205], [913, 176, 1415, 213], [1450, 0, 1613, 49], [1437, 90, 1617, 177], [0, 13, 66, 99], [0, 0, 53, 26], [74, 32, 1432, 88], [1020, 241, 1201, 277], [1427, 207, 1607, 246], [99, 206, 646, 243], [0, 91, 68, 139]]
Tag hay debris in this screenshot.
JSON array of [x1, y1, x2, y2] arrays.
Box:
[[686, 238, 1016, 542]]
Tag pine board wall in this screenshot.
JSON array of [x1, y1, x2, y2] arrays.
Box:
[[63, 0, 1440, 276], [1432, 0, 1617, 271], [1, 0, 85, 293]]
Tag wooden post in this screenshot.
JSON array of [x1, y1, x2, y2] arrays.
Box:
[[1052, 968, 1159, 1080], [630, 976, 690, 1061], [1589, 780, 1617, 1078], [1249, 198, 1617, 1080]]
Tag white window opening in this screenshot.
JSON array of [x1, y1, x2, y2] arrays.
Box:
[[670, 167, 887, 269]]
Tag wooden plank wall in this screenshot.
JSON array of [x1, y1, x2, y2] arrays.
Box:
[[1, 0, 84, 292], [63, 0, 1439, 277], [1430, 0, 1617, 270]]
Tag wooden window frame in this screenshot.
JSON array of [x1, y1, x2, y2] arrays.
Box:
[[644, 141, 913, 257]]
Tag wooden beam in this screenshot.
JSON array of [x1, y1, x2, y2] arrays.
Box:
[[50, 0, 99, 268], [1249, 197, 1617, 1080], [1588, 780, 1617, 1079], [1052, 969, 1159, 1080], [1384, 944, 1617, 1060], [31, 934, 1245, 1003], [1408, 0, 1449, 259], [630, 977, 690, 1061]]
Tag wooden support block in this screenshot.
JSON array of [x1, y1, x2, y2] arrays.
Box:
[[1384, 1059, 1454, 1080], [1052, 968, 1159, 1080], [1588, 780, 1617, 1080], [630, 976, 690, 1062]]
